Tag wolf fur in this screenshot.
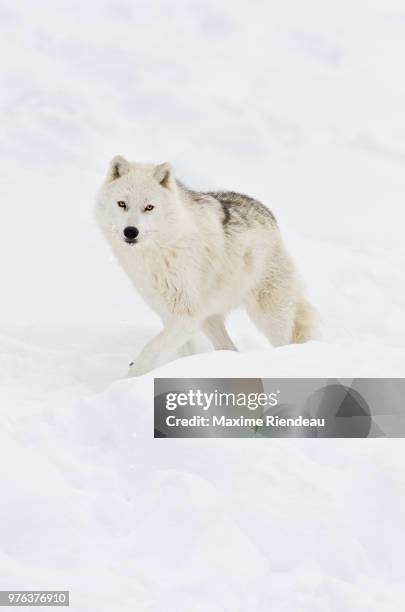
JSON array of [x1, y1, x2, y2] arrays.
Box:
[[95, 156, 319, 376]]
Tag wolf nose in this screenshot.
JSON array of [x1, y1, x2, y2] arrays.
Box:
[[123, 226, 139, 240]]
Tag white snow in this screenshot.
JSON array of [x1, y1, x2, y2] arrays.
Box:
[[0, 0, 405, 610]]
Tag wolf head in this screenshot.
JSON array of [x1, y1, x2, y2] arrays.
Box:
[[95, 156, 182, 246]]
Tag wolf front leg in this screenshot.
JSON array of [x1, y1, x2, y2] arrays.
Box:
[[202, 314, 238, 351], [128, 315, 200, 377]]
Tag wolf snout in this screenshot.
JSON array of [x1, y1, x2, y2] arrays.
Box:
[[123, 226, 139, 242]]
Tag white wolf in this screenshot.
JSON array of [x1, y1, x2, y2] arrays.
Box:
[[95, 156, 318, 376]]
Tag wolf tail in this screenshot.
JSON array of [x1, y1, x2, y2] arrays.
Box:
[[292, 298, 320, 343]]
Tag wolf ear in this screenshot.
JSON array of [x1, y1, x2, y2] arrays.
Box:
[[106, 155, 131, 182], [154, 162, 173, 189]]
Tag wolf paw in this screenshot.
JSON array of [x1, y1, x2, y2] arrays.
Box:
[[127, 359, 151, 377]]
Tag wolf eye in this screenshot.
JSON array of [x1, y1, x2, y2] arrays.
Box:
[[117, 201, 127, 209], [144, 204, 154, 212]]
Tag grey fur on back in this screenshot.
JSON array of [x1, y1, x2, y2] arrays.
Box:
[[176, 180, 277, 231]]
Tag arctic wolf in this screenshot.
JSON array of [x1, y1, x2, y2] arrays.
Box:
[[95, 156, 318, 376]]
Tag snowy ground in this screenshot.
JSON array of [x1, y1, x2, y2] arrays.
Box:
[[1, 1, 405, 610]]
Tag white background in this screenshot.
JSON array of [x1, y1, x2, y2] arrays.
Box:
[[0, 1, 404, 610]]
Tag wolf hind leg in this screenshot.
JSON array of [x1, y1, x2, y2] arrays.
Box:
[[203, 315, 238, 351], [292, 299, 319, 343], [246, 290, 318, 347], [246, 289, 296, 347]]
